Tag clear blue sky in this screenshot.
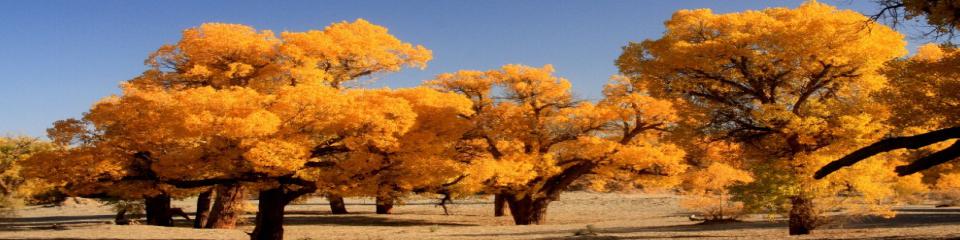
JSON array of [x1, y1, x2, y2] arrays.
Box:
[[0, 0, 914, 137]]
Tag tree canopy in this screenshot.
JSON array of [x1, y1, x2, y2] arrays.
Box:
[[617, 1, 914, 235]]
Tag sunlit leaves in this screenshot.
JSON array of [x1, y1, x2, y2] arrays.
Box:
[[430, 64, 687, 200], [23, 19, 438, 199], [619, 1, 912, 218]]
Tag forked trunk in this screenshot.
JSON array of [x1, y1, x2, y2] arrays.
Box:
[[144, 194, 173, 226], [194, 189, 213, 228], [206, 184, 245, 229], [251, 188, 286, 240], [788, 196, 817, 235], [327, 194, 348, 214], [504, 194, 550, 225], [375, 195, 394, 214], [494, 194, 506, 217]]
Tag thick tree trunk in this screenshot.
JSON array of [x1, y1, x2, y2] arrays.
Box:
[[375, 195, 394, 214], [194, 189, 213, 228], [251, 188, 287, 240], [788, 196, 817, 235], [114, 208, 130, 225], [206, 184, 245, 229], [327, 194, 348, 214], [144, 194, 173, 227], [494, 194, 506, 217], [504, 194, 550, 225]]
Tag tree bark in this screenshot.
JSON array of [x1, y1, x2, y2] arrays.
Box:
[[494, 194, 506, 217], [788, 196, 817, 235], [327, 194, 348, 214], [249, 177, 317, 240], [375, 195, 394, 214], [114, 208, 130, 225], [206, 184, 245, 229], [194, 189, 213, 228], [251, 188, 286, 240], [504, 194, 550, 225], [144, 194, 173, 227]]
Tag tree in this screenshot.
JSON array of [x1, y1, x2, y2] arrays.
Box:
[[0, 136, 55, 216], [22, 20, 436, 240], [679, 140, 753, 223], [429, 65, 687, 225], [313, 87, 474, 214], [815, 1, 960, 184], [617, 2, 911, 235], [815, 45, 960, 177], [872, 0, 960, 39]]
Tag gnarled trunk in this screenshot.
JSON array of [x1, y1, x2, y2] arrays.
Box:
[[206, 184, 245, 229], [144, 194, 173, 226], [504, 194, 550, 225], [788, 196, 817, 235], [375, 195, 394, 214], [251, 188, 286, 240], [250, 183, 317, 240], [327, 194, 348, 214], [194, 189, 213, 228], [494, 194, 506, 217]]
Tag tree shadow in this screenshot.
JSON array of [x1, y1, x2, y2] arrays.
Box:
[[0, 238, 202, 240], [0, 214, 116, 223], [537, 235, 729, 240], [0, 214, 202, 231], [822, 207, 960, 229], [446, 223, 755, 239], [0, 214, 116, 232], [0, 221, 109, 232], [596, 220, 783, 234], [278, 214, 477, 227], [287, 201, 492, 206]]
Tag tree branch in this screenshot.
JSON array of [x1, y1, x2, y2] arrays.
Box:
[[895, 141, 960, 176], [814, 126, 960, 179]]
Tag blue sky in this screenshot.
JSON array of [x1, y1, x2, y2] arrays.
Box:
[[0, 0, 916, 137]]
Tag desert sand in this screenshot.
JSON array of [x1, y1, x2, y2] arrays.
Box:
[[2, 191, 960, 240]]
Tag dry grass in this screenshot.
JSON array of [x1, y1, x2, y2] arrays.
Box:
[[2, 191, 960, 239]]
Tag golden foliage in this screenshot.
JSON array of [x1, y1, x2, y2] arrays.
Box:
[[681, 162, 754, 221], [430, 64, 687, 200], [0, 136, 56, 213], [618, 1, 913, 219], [22, 20, 438, 199]]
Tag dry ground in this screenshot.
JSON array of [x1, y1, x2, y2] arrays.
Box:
[[2, 191, 960, 239]]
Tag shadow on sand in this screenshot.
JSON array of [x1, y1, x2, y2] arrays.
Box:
[[4, 206, 960, 239], [453, 207, 960, 239], [0, 210, 474, 232]]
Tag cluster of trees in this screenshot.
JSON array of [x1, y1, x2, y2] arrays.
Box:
[[18, 19, 688, 239], [9, 1, 960, 239], [0, 136, 58, 216]]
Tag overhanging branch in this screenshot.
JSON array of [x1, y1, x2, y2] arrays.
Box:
[[814, 126, 960, 179]]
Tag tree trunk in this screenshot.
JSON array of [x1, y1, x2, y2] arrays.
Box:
[[114, 208, 129, 225], [144, 194, 173, 226], [194, 189, 213, 228], [251, 188, 286, 240], [493, 194, 507, 217], [504, 194, 550, 225], [327, 194, 348, 214], [375, 195, 394, 214], [788, 196, 817, 235], [494, 194, 506, 217], [206, 184, 245, 229]]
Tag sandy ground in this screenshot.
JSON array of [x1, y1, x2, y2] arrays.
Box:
[[2, 191, 960, 239]]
